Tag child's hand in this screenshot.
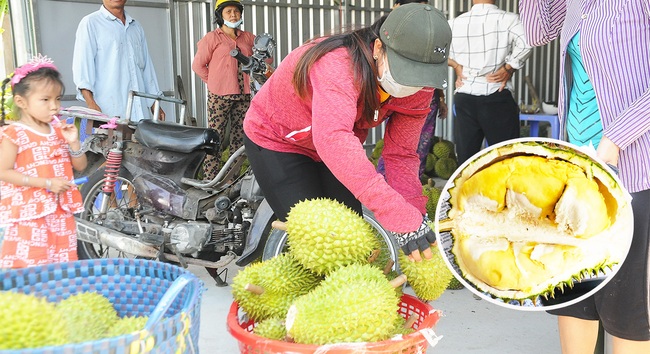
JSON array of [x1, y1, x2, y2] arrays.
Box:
[[60, 122, 80, 145], [48, 177, 72, 194]]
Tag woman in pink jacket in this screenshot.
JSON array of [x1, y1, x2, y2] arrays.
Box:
[[243, 4, 452, 261], [192, 0, 256, 180]]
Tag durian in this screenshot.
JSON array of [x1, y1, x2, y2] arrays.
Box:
[[285, 198, 379, 275], [432, 140, 454, 159], [253, 317, 287, 340], [105, 316, 149, 337], [286, 264, 406, 345], [371, 139, 384, 160], [0, 291, 69, 349], [285, 263, 405, 345], [434, 157, 458, 179], [423, 179, 442, 217], [231, 253, 320, 321], [447, 276, 465, 290], [57, 292, 119, 343], [438, 140, 633, 302], [425, 153, 438, 173], [390, 314, 416, 336], [398, 246, 453, 302]]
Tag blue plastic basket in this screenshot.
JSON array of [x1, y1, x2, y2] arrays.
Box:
[[0, 258, 203, 354]]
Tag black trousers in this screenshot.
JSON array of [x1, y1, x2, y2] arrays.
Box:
[[244, 135, 362, 221], [453, 90, 520, 165]]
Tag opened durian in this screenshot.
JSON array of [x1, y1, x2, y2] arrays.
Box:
[[438, 140, 633, 302]]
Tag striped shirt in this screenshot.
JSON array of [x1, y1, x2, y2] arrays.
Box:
[[519, 0, 650, 193], [448, 4, 532, 96]]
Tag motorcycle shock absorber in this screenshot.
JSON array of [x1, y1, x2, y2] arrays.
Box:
[[98, 143, 124, 214]]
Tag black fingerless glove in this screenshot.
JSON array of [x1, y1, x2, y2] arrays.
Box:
[[393, 215, 437, 255]]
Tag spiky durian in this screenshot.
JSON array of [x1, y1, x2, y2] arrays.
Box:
[[285, 198, 379, 275], [57, 292, 119, 343], [105, 316, 149, 337], [255, 253, 322, 294], [0, 291, 69, 349], [253, 317, 287, 340], [439, 140, 633, 301], [425, 153, 438, 173], [423, 179, 442, 217], [432, 140, 454, 159], [434, 157, 458, 179], [371, 139, 384, 160], [231, 253, 320, 321], [447, 276, 465, 290], [390, 315, 414, 336], [398, 246, 453, 302], [285, 264, 403, 345]]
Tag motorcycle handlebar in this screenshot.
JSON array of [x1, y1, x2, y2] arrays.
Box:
[[230, 49, 251, 67]]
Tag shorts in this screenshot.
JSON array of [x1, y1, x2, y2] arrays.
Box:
[[547, 189, 650, 341]]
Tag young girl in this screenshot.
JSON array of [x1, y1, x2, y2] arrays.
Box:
[[0, 56, 87, 268]]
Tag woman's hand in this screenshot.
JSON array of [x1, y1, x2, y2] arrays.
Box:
[[596, 136, 620, 167], [393, 216, 437, 262]]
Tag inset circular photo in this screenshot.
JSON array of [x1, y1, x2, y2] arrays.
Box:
[[434, 138, 633, 311]]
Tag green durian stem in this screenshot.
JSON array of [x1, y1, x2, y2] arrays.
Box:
[[271, 220, 287, 231], [383, 259, 395, 275], [367, 249, 381, 263], [245, 284, 265, 295], [404, 313, 419, 329], [390, 274, 408, 288]]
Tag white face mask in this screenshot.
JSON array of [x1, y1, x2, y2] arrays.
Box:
[[378, 56, 423, 98], [224, 19, 243, 28]]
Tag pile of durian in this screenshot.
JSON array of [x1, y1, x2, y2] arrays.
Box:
[[232, 198, 453, 345], [438, 140, 634, 303], [369, 138, 459, 180], [0, 291, 148, 350]]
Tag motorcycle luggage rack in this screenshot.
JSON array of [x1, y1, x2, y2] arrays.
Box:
[[125, 90, 186, 124]]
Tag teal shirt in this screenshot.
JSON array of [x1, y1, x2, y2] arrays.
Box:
[[566, 33, 603, 148]]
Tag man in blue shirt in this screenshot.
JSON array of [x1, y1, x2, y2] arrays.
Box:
[[72, 0, 165, 121]]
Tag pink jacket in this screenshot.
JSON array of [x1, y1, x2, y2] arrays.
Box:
[[243, 43, 433, 233], [192, 28, 255, 95]]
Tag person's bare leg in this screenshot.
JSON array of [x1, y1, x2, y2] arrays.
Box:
[[611, 336, 650, 354], [557, 316, 599, 354]]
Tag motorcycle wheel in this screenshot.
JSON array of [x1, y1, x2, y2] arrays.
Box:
[[77, 166, 146, 260], [261, 207, 400, 272]]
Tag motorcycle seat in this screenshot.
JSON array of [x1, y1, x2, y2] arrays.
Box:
[[134, 119, 220, 154]]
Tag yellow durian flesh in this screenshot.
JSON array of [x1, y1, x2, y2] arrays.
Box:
[[446, 141, 633, 301]]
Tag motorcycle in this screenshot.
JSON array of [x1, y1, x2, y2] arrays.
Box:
[[66, 34, 399, 286]]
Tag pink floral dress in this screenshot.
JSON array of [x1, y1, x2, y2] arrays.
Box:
[[0, 123, 84, 268]]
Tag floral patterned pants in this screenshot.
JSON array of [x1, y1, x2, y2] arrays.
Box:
[[203, 92, 251, 180]]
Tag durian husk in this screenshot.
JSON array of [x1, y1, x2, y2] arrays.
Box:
[[440, 139, 633, 301]]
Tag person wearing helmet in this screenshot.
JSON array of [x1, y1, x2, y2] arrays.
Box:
[[192, 0, 260, 180], [243, 4, 452, 262]]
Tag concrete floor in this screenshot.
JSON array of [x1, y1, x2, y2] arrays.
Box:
[[192, 264, 561, 354]]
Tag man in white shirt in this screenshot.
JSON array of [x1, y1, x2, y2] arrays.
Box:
[[72, 0, 165, 121], [448, 0, 531, 164]]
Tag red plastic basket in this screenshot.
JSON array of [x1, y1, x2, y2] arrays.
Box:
[[227, 293, 440, 354]]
